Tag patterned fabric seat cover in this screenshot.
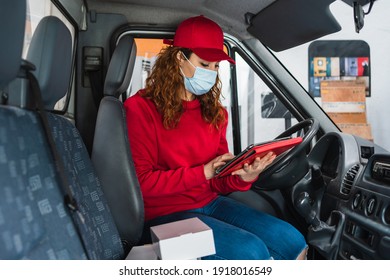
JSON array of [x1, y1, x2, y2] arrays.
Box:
[[0, 106, 124, 259]]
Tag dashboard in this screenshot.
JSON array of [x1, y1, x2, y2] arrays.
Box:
[[303, 132, 390, 259]]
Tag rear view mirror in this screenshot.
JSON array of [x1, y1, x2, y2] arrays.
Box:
[[353, 0, 376, 33], [353, 2, 365, 33]]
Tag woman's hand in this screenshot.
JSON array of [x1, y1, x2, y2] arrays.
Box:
[[204, 153, 235, 180], [231, 152, 276, 182]]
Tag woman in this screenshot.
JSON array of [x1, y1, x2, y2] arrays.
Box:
[[124, 15, 307, 260]]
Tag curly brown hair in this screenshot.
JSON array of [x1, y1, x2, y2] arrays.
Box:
[[142, 46, 226, 129]]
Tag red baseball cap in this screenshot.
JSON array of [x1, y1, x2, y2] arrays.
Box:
[[164, 15, 235, 64]]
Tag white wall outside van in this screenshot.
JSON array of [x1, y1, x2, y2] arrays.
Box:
[[275, 0, 390, 151]]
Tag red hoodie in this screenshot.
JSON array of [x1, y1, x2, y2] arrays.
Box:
[[124, 91, 252, 221]]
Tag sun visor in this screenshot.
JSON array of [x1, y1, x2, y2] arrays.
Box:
[[247, 0, 341, 52]]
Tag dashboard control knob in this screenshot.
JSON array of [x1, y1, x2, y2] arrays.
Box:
[[366, 197, 376, 215], [352, 193, 361, 209], [383, 206, 390, 225]]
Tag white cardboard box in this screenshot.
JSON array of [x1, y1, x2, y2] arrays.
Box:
[[126, 244, 158, 260], [150, 217, 215, 260]]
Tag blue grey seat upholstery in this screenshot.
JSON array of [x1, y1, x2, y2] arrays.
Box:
[[92, 35, 144, 254], [0, 3, 86, 259], [0, 107, 101, 259], [0, 12, 124, 259]]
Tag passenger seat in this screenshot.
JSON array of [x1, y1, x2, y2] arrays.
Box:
[[0, 10, 124, 259]]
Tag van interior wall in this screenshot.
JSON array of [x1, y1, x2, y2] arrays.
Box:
[[274, 0, 390, 152]]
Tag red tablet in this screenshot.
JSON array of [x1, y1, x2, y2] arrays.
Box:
[[215, 137, 303, 178]]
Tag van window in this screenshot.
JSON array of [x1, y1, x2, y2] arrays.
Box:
[[129, 38, 165, 94], [235, 53, 297, 150]]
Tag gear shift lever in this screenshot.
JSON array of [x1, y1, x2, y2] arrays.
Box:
[[295, 192, 320, 227], [296, 193, 345, 259]]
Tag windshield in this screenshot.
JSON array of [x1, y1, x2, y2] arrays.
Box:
[[272, 0, 390, 152]]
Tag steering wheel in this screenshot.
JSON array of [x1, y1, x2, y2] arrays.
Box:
[[252, 118, 319, 191]]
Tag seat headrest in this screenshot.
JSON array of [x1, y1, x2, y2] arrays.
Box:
[[27, 16, 72, 109], [104, 35, 137, 98], [0, 1, 26, 88]]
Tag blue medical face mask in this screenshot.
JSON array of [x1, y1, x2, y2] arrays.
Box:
[[180, 54, 218, 96]]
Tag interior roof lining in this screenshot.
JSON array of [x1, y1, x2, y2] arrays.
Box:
[[85, 0, 276, 41], [85, 0, 342, 51]]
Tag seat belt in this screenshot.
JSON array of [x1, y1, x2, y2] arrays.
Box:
[[26, 66, 91, 259], [84, 48, 104, 109], [87, 69, 104, 109]]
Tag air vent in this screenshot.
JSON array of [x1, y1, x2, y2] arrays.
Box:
[[341, 164, 360, 194]]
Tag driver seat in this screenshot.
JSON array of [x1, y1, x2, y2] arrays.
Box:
[[91, 34, 144, 254]]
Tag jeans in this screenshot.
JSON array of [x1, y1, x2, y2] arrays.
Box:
[[141, 195, 307, 260]]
